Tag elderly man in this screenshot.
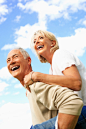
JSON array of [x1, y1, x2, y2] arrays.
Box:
[[6, 47, 83, 129]]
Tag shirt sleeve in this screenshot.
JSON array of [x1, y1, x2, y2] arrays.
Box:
[[53, 49, 80, 72]]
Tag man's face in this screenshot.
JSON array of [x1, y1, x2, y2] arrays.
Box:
[[7, 49, 30, 81]]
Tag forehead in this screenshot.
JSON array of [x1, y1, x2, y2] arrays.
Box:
[[7, 49, 22, 58], [34, 32, 45, 39]]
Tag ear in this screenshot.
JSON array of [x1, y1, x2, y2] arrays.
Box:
[[51, 40, 56, 47], [27, 57, 31, 65]]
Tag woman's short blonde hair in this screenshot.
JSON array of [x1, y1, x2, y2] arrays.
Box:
[[30, 30, 59, 63]]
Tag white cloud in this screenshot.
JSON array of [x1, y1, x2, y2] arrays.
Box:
[[83, 20, 86, 26], [78, 16, 86, 26], [18, 0, 22, 2], [0, 16, 7, 24], [0, 0, 6, 4], [17, 0, 63, 22], [2, 21, 47, 50], [0, 66, 12, 80], [14, 15, 21, 22], [2, 0, 86, 55], [0, 100, 5, 104], [1, 43, 18, 50], [0, 103, 32, 129], [17, 0, 86, 22], [5, 92, 10, 95], [0, 81, 9, 92], [2, 0, 86, 52], [0, 0, 9, 23], [58, 28, 86, 56], [17, 2, 25, 10], [0, 2, 8, 15], [14, 23, 47, 49], [2, 25, 86, 57], [2, 100, 5, 103]]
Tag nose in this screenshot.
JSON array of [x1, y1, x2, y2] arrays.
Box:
[[35, 38, 40, 44], [7, 58, 16, 70], [10, 58, 16, 65]]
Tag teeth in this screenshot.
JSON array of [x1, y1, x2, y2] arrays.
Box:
[[37, 45, 44, 49], [11, 66, 20, 71]]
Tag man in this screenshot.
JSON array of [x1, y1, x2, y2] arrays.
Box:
[[7, 47, 83, 129]]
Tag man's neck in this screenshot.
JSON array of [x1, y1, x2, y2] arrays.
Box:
[[20, 69, 33, 86]]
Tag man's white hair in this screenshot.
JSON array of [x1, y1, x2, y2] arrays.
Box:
[[12, 47, 30, 59], [18, 47, 30, 59]]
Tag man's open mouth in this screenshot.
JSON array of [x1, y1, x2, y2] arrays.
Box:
[[11, 66, 20, 71]]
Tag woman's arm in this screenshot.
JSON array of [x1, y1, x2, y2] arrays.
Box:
[[29, 65, 82, 91]]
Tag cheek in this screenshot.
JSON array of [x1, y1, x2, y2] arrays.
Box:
[[7, 64, 10, 71], [34, 44, 36, 50], [34, 45, 38, 53]]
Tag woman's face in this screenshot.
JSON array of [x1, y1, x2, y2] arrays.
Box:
[[33, 33, 52, 56]]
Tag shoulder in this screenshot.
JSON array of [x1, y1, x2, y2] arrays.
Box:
[[29, 82, 46, 92], [54, 49, 71, 57], [53, 49, 73, 61], [52, 49, 80, 71]]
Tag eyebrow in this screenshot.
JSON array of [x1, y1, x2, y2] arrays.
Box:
[[7, 54, 18, 61], [34, 35, 44, 40]]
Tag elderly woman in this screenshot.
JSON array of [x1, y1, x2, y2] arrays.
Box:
[[24, 30, 86, 128]]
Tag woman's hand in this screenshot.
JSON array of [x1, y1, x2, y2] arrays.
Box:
[[24, 71, 34, 92], [24, 71, 34, 87]]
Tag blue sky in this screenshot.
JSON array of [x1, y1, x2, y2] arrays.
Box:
[[0, 0, 86, 128]]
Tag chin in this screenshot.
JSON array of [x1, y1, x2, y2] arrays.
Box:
[[11, 69, 20, 78], [12, 73, 19, 78], [38, 50, 44, 55]]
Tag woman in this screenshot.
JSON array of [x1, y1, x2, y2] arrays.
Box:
[[24, 30, 86, 128]]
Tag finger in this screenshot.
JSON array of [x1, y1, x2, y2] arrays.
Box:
[[27, 86, 31, 92], [24, 85, 31, 92], [24, 79, 28, 85]]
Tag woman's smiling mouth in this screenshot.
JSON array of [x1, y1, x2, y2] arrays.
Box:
[[37, 45, 44, 50]]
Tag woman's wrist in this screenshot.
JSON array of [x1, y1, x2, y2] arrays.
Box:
[[33, 72, 40, 82], [30, 71, 39, 82], [31, 72, 44, 82], [30, 71, 34, 83]]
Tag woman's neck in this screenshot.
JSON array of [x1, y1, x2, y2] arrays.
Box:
[[44, 52, 54, 65]]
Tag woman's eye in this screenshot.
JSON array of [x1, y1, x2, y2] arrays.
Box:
[[33, 40, 36, 44], [40, 36, 43, 39]]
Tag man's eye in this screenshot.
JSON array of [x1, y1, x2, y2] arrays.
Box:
[[14, 55, 18, 58], [7, 59, 10, 63]]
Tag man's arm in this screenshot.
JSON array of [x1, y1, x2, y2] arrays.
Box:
[[30, 82, 83, 116]]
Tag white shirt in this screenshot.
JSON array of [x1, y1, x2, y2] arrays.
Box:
[[49, 49, 86, 105]]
